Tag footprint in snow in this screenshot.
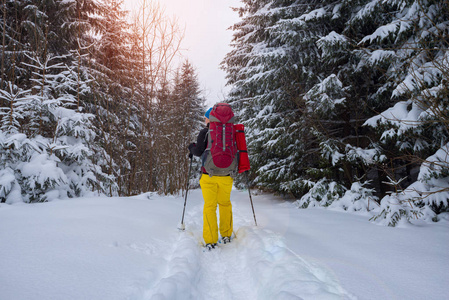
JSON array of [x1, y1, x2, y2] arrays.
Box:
[[146, 223, 355, 300]]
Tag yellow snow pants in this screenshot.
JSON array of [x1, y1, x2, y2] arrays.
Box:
[[199, 174, 233, 244]]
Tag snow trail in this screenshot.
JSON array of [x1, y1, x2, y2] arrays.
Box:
[[146, 193, 354, 300]]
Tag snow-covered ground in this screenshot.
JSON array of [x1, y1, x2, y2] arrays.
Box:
[[0, 188, 447, 300]]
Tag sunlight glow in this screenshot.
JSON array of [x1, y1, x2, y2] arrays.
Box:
[[124, 0, 241, 106]]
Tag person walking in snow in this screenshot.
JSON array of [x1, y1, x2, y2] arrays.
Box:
[[188, 107, 234, 250]]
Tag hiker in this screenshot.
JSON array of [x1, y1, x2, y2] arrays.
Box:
[[188, 107, 234, 250]]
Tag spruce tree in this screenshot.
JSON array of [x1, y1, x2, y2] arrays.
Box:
[[223, 0, 314, 195], [0, 0, 117, 201], [361, 0, 449, 224], [155, 61, 205, 195]]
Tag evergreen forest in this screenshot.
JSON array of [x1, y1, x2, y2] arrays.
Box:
[[0, 0, 205, 201], [222, 0, 448, 225], [1, 0, 448, 226]]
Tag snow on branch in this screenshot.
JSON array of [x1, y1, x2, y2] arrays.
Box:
[[360, 20, 411, 45]]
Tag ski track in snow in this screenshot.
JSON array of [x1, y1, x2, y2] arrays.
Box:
[[145, 199, 355, 300]]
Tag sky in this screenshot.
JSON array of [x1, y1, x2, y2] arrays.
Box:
[[124, 0, 242, 107]]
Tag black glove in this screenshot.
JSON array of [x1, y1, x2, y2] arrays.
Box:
[[188, 143, 196, 158]]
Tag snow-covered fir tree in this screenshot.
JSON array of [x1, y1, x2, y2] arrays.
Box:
[[224, 0, 448, 225], [0, 0, 116, 202], [0, 82, 31, 203], [223, 0, 317, 195], [84, 0, 142, 196], [0, 54, 107, 202], [361, 0, 449, 225]]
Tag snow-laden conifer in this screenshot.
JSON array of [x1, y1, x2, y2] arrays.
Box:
[[0, 82, 32, 203], [296, 179, 346, 209], [223, 0, 448, 225], [223, 0, 320, 195], [361, 0, 449, 224], [0, 52, 111, 202]]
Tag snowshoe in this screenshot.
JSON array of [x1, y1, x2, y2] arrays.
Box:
[[221, 236, 231, 244], [204, 243, 217, 251]]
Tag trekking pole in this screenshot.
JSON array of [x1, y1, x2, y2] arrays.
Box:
[[179, 155, 193, 231], [245, 171, 257, 226]]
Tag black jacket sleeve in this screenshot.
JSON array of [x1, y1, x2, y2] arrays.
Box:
[[189, 127, 208, 157]]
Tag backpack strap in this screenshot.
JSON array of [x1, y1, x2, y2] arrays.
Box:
[[204, 130, 210, 150]]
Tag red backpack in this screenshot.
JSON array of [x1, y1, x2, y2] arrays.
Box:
[[202, 103, 250, 176]]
